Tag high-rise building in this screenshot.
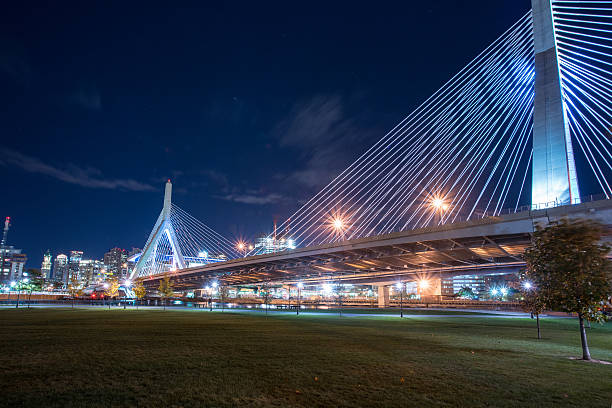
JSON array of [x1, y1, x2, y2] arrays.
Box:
[[41, 250, 53, 279], [78, 259, 105, 286], [68, 250, 83, 283], [103, 248, 128, 280], [53, 254, 68, 285], [0, 246, 27, 283]]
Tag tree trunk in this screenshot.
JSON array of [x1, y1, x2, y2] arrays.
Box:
[[536, 313, 541, 340], [163, 298, 166, 311], [578, 313, 591, 361]]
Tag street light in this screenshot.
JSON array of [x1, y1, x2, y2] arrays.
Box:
[[329, 213, 349, 238], [396, 282, 405, 318], [296, 282, 304, 316], [332, 218, 344, 230], [523, 281, 533, 290], [236, 241, 247, 256], [430, 196, 449, 225], [210, 282, 218, 311]]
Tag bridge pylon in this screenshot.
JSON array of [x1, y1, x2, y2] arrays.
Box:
[[531, 0, 580, 208], [131, 180, 186, 279]]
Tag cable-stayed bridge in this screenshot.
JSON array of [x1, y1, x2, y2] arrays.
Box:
[[132, 0, 612, 295]]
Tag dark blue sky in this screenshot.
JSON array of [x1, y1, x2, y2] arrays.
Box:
[[0, 1, 530, 266]]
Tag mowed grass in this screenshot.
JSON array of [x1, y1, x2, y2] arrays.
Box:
[[1, 308, 611, 407]]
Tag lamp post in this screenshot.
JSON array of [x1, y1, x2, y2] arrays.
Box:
[[15, 279, 27, 309], [296, 282, 303, 316], [396, 282, 404, 318], [210, 281, 218, 311]]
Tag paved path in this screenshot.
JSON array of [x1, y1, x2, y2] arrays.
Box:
[[0, 303, 566, 319]]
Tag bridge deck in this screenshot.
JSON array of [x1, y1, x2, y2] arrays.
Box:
[[142, 199, 612, 289]]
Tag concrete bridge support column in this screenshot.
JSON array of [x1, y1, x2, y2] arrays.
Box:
[[377, 285, 390, 308]]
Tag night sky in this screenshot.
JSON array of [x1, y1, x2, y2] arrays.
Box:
[[1, 1, 531, 266]]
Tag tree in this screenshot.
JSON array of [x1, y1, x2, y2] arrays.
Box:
[[457, 286, 477, 300], [104, 275, 120, 309], [260, 282, 272, 315], [25, 268, 45, 308], [158, 276, 175, 311], [133, 280, 147, 310], [518, 275, 546, 340], [67, 274, 84, 308], [218, 284, 229, 312], [524, 218, 612, 360]]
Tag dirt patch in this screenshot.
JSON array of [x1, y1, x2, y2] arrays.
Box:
[[568, 356, 612, 365]]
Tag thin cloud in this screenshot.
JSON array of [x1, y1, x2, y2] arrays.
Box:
[[275, 94, 376, 189], [0, 147, 155, 192], [215, 190, 287, 205], [69, 87, 102, 111]]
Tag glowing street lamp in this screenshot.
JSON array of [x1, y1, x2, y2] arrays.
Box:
[[296, 282, 304, 316], [396, 282, 405, 318], [332, 217, 345, 231], [209, 281, 219, 311], [523, 281, 533, 290], [430, 196, 449, 225], [236, 241, 248, 256]]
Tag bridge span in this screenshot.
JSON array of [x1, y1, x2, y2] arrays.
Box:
[[141, 199, 612, 292]]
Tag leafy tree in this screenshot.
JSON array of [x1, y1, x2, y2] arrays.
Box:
[[218, 284, 229, 312], [457, 286, 477, 300], [133, 280, 147, 310], [260, 282, 272, 315], [27, 268, 45, 291], [25, 268, 45, 308], [158, 276, 175, 311], [104, 275, 120, 309], [524, 218, 612, 360], [67, 274, 84, 308]]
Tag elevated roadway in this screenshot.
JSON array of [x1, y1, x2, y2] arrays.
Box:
[[141, 199, 612, 290]]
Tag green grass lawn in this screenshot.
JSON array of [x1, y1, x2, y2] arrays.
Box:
[[1, 308, 610, 407]]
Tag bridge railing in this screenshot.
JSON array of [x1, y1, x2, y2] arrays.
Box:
[[430, 193, 609, 231]]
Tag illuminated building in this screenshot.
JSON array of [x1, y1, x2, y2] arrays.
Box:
[[103, 247, 128, 279], [0, 246, 27, 283], [68, 250, 83, 282], [254, 236, 296, 254], [52, 254, 68, 284], [41, 250, 53, 279]]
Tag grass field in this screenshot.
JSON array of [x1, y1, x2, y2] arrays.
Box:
[[1, 308, 610, 407]]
